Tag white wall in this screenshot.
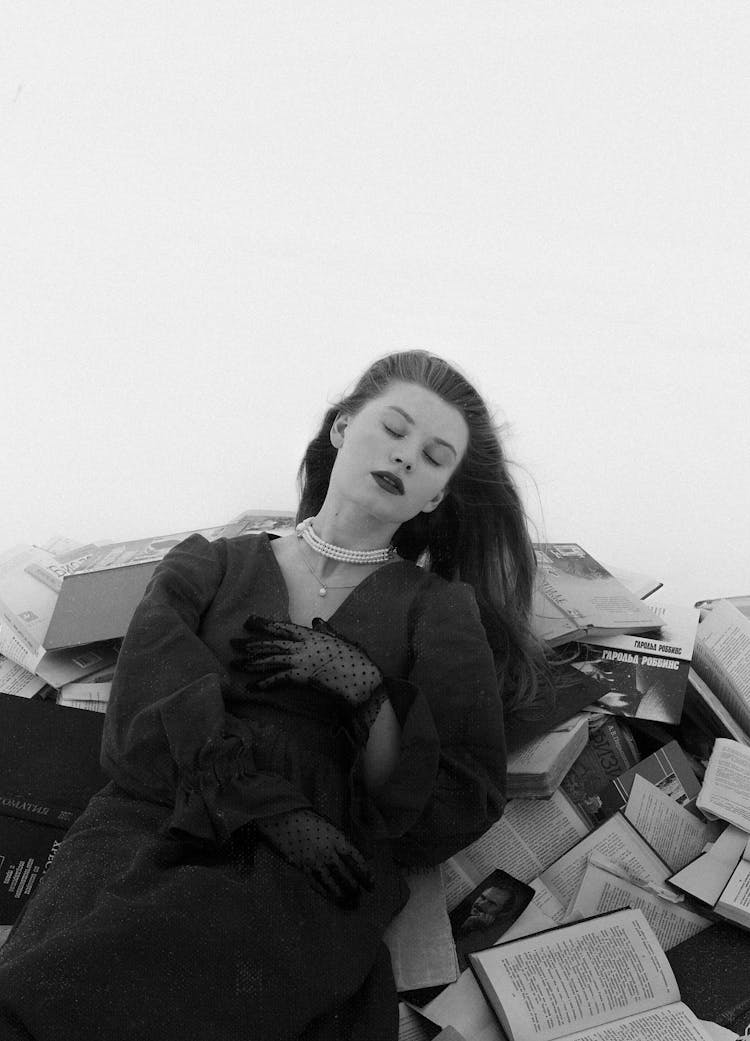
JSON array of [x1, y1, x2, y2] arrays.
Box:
[[4, 2, 749, 607]]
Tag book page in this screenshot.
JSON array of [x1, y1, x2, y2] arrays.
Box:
[[693, 600, 750, 732], [0, 655, 46, 698], [715, 858, 750, 924], [565, 860, 711, 951], [444, 792, 590, 911], [696, 738, 750, 831], [538, 813, 670, 908], [398, 1002, 437, 1041], [470, 908, 679, 1041], [624, 775, 717, 872], [383, 867, 458, 991], [562, 1003, 714, 1041], [667, 824, 748, 906], [422, 968, 509, 1041]]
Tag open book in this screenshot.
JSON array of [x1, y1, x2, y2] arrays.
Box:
[[469, 907, 718, 1041], [695, 737, 750, 833], [531, 544, 662, 647], [691, 599, 750, 736], [666, 740, 750, 932]]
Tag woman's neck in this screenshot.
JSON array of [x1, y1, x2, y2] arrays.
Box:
[[310, 502, 398, 555]]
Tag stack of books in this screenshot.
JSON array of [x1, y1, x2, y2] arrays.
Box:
[[3, 516, 750, 1039]]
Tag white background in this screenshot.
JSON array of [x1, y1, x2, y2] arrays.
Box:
[[4, 2, 749, 607]]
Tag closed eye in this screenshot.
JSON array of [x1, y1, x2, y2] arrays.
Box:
[[384, 424, 405, 438]]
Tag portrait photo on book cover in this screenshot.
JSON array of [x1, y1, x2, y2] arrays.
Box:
[[448, 869, 534, 971]]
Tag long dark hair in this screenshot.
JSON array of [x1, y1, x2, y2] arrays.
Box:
[[296, 350, 548, 713]]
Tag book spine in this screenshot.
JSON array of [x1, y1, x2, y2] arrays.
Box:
[[0, 792, 78, 830]]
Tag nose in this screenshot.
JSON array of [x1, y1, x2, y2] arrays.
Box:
[[391, 449, 412, 472]]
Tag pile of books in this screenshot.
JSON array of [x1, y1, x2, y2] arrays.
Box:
[[2, 517, 750, 1039]]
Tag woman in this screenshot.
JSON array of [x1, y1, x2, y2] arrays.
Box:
[[0, 350, 545, 1041]]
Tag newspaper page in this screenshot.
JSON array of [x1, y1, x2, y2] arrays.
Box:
[[383, 867, 458, 992], [696, 738, 750, 832], [565, 859, 711, 950], [538, 813, 671, 908], [624, 775, 718, 872], [692, 599, 750, 732], [443, 791, 590, 911], [468, 908, 679, 1041]]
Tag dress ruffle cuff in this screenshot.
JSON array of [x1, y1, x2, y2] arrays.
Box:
[[157, 676, 311, 847]]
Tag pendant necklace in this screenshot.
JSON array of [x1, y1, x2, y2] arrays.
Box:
[[296, 541, 359, 597]]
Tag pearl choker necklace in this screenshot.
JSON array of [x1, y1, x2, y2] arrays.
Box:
[[295, 517, 396, 565]]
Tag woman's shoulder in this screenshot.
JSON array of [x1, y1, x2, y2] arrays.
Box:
[[398, 560, 481, 616]]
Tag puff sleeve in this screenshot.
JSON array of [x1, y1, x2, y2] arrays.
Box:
[[100, 534, 311, 847], [374, 578, 507, 867]]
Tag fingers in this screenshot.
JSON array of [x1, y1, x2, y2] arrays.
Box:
[[311, 852, 374, 909], [242, 616, 307, 641], [311, 616, 339, 637]]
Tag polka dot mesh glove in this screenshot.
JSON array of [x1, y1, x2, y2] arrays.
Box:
[[230, 615, 383, 707], [256, 808, 374, 908]]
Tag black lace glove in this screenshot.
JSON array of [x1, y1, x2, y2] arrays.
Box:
[[230, 616, 383, 707], [256, 808, 374, 908]]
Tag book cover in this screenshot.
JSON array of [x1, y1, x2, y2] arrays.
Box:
[[532, 543, 662, 647], [559, 715, 641, 828], [448, 869, 534, 972], [599, 738, 702, 818], [44, 514, 296, 651], [0, 693, 108, 827], [0, 815, 66, 925], [0, 694, 108, 923], [571, 602, 699, 726]]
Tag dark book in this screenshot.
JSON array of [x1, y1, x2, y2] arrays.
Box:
[[667, 921, 750, 1035], [559, 715, 641, 828], [0, 693, 108, 923], [0, 816, 66, 925]]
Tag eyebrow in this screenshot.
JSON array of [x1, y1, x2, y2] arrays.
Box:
[[384, 405, 458, 458]]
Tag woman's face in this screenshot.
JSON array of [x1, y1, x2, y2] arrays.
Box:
[[328, 381, 470, 527]]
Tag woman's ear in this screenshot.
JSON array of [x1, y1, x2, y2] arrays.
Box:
[[421, 486, 446, 514], [329, 413, 350, 449]]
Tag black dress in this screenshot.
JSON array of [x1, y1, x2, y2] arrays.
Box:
[[0, 534, 507, 1041]]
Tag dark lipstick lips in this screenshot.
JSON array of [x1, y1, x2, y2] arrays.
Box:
[[371, 471, 404, 495]]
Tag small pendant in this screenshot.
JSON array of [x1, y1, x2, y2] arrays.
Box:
[[318, 586, 327, 597]]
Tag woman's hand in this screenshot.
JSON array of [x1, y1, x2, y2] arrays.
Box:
[[230, 615, 383, 706], [256, 808, 374, 908]]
